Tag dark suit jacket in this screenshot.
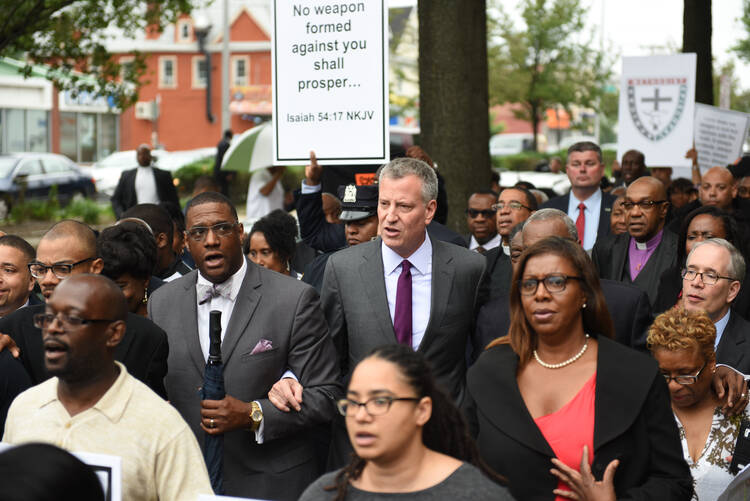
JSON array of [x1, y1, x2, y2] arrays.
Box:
[[542, 190, 617, 248], [0, 349, 31, 434], [0, 304, 168, 398], [477, 246, 512, 306], [472, 279, 652, 362], [111, 167, 180, 218], [321, 237, 485, 402], [465, 336, 692, 500], [717, 311, 750, 374], [148, 261, 340, 501], [592, 230, 679, 308]]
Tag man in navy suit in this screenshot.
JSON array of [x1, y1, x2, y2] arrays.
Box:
[[542, 141, 617, 252]]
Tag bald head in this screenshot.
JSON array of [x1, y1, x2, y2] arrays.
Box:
[[700, 166, 737, 210], [42, 220, 97, 256], [54, 274, 128, 322], [627, 176, 667, 200], [137, 144, 152, 167]]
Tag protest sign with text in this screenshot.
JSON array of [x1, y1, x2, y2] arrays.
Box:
[[617, 54, 696, 167], [272, 0, 389, 165], [694, 103, 749, 169]]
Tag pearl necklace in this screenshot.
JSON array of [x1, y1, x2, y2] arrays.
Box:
[[533, 334, 590, 369]]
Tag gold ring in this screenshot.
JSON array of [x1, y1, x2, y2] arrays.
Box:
[[209, 418, 215, 428]]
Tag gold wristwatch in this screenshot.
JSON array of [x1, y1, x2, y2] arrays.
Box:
[[249, 401, 263, 432]]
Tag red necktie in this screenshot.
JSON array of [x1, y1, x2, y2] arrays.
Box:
[[393, 260, 412, 347], [576, 203, 586, 243]]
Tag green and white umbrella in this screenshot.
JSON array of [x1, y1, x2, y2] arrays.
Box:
[[220, 122, 273, 172]]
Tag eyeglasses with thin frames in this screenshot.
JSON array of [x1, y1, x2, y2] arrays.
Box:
[[519, 274, 582, 296], [186, 222, 240, 242], [492, 201, 532, 212], [621, 200, 667, 211], [33, 312, 118, 329], [662, 362, 707, 385], [681, 268, 736, 286], [336, 395, 420, 417], [28, 257, 94, 279]]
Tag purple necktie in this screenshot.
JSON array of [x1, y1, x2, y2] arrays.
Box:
[[394, 260, 412, 347]]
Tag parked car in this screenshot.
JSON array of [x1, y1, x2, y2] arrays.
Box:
[[0, 153, 96, 219], [490, 133, 547, 157], [84, 149, 167, 197], [496, 169, 571, 198]]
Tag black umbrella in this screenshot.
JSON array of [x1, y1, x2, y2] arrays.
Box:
[[201, 310, 225, 494]]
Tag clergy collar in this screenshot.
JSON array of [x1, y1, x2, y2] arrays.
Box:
[[632, 228, 663, 251]]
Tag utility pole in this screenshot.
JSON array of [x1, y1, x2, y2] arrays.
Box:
[[221, 0, 230, 131]]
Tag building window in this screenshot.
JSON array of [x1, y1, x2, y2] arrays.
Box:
[[6, 109, 25, 152], [192, 56, 208, 89], [176, 19, 193, 42], [232, 56, 249, 86], [119, 56, 135, 80], [159, 56, 177, 89], [58, 112, 118, 163]]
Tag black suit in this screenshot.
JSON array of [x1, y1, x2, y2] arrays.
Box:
[[542, 190, 617, 248], [0, 304, 169, 399], [472, 278, 652, 362], [111, 167, 180, 219], [477, 246, 512, 305], [592, 230, 678, 308], [717, 311, 750, 374], [465, 336, 692, 500]]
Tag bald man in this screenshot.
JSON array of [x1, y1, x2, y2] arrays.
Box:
[[111, 144, 180, 218], [592, 177, 678, 307], [0, 220, 168, 397], [3, 275, 212, 501]]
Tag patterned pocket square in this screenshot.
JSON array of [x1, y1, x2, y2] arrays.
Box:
[[250, 339, 273, 355]]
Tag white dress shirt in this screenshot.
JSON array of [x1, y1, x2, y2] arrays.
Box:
[[194, 259, 267, 442], [469, 233, 501, 252], [134, 166, 159, 204], [567, 189, 603, 251], [382, 235, 432, 350]]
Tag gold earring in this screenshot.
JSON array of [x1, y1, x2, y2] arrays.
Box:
[[142, 289, 149, 304]]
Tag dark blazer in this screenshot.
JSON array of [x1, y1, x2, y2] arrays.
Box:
[[716, 310, 750, 374], [465, 336, 692, 500], [111, 167, 180, 218], [148, 261, 341, 501], [0, 349, 31, 434], [302, 251, 333, 294], [321, 236, 486, 403], [592, 230, 679, 308], [0, 304, 168, 398], [472, 279, 652, 362], [477, 246, 512, 305], [542, 190, 617, 248]]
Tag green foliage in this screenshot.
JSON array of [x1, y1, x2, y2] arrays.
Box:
[[734, 0, 750, 63], [487, 0, 613, 149], [493, 149, 616, 172], [0, 0, 201, 109], [61, 197, 109, 225], [7, 184, 110, 224], [489, 110, 506, 136], [174, 157, 214, 196]]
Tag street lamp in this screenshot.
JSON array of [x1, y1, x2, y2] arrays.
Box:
[[194, 14, 215, 123]]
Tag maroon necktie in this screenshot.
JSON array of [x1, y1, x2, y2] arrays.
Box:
[[576, 203, 586, 243], [393, 260, 412, 347]]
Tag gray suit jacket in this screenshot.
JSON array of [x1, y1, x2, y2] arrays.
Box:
[[148, 260, 340, 501], [321, 236, 486, 403]]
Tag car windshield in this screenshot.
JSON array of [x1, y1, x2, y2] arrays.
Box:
[[491, 135, 524, 149], [0, 157, 18, 178]]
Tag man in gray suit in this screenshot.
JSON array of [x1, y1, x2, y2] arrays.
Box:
[[148, 192, 340, 501], [308, 158, 484, 465]]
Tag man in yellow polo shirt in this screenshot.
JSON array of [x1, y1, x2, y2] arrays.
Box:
[[2, 274, 212, 501]]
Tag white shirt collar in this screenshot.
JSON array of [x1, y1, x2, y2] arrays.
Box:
[[382, 234, 432, 276], [714, 309, 732, 349], [469, 233, 501, 251], [196, 257, 247, 301], [570, 188, 602, 208]]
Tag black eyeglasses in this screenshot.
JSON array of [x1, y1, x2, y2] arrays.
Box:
[[520, 274, 582, 296], [492, 201, 532, 212], [662, 362, 707, 385], [681, 268, 736, 285], [28, 257, 94, 279], [33, 312, 118, 329], [336, 396, 421, 417], [621, 200, 667, 211], [465, 208, 497, 218], [186, 222, 239, 242]]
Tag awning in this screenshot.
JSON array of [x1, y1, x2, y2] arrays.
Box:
[[229, 85, 272, 115]]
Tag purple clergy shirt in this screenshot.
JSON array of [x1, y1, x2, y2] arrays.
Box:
[[628, 228, 664, 281]]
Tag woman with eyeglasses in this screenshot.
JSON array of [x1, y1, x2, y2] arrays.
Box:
[[654, 205, 750, 319], [466, 236, 692, 500], [648, 307, 749, 499], [299, 344, 513, 501]]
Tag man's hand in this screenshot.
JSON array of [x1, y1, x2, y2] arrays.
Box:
[[685, 147, 698, 163], [550, 446, 618, 501], [305, 151, 322, 186], [714, 365, 749, 416], [200, 395, 252, 435], [268, 378, 304, 412], [0, 334, 20, 358]]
